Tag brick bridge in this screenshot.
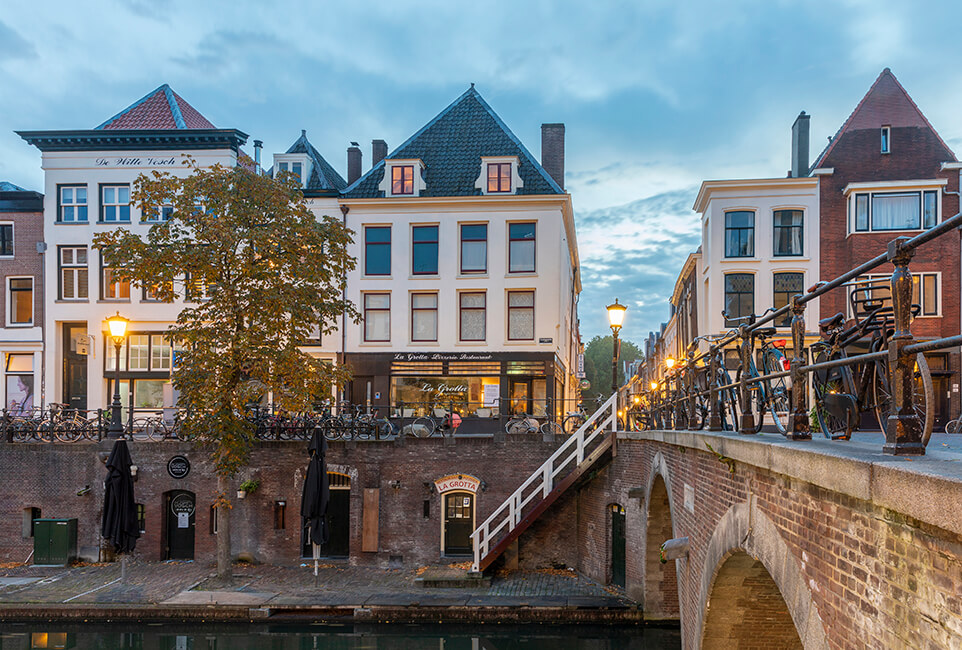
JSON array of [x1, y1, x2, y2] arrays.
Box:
[[546, 428, 962, 649]]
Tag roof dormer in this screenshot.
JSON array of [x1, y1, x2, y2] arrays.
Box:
[[378, 159, 426, 197], [273, 153, 311, 188], [475, 156, 524, 195]]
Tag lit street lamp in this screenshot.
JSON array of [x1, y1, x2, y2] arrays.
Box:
[[664, 356, 676, 370], [606, 299, 627, 393], [106, 312, 129, 439]]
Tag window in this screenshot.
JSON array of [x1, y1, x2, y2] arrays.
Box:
[[487, 163, 511, 193], [773, 210, 803, 256], [129, 335, 150, 371], [508, 222, 536, 273], [8, 278, 32, 325], [412, 225, 439, 275], [772, 272, 803, 327], [136, 504, 146, 534], [102, 268, 130, 300], [210, 504, 218, 534], [58, 185, 88, 222], [185, 273, 212, 301], [143, 281, 173, 302], [507, 291, 535, 340], [59, 247, 88, 300], [881, 126, 890, 154], [724, 273, 754, 327], [106, 333, 175, 372], [460, 224, 487, 273], [411, 293, 438, 342], [392, 165, 414, 195], [364, 226, 391, 276], [854, 273, 940, 317], [459, 292, 486, 341], [144, 205, 173, 223], [0, 224, 12, 256], [151, 335, 172, 370], [101, 185, 131, 222], [274, 501, 286, 530], [6, 353, 34, 413], [851, 190, 939, 232], [363, 293, 391, 342], [724, 211, 754, 257], [291, 162, 302, 183]]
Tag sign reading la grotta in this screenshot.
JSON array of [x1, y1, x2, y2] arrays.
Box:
[[434, 474, 481, 494]]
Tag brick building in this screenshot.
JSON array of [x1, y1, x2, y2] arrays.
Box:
[[811, 68, 961, 428], [0, 182, 44, 412]]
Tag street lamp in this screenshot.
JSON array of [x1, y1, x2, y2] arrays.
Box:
[[606, 299, 627, 393], [664, 356, 676, 370], [106, 312, 129, 439]]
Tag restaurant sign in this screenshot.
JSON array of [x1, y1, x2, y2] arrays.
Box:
[[394, 352, 494, 361], [434, 473, 481, 494]]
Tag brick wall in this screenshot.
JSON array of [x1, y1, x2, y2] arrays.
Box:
[[0, 207, 44, 326]]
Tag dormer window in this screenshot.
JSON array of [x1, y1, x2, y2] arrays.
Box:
[[881, 126, 890, 154], [273, 154, 310, 188], [379, 159, 426, 197], [475, 156, 523, 195]]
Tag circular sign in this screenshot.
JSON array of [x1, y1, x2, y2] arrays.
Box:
[[580, 379, 591, 390], [167, 455, 190, 479], [170, 494, 195, 517]]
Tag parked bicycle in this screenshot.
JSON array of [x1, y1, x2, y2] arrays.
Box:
[[504, 412, 561, 436]]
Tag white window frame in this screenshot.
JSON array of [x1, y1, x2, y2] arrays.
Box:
[[410, 292, 438, 343], [474, 156, 524, 195], [101, 266, 130, 302], [100, 184, 131, 223], [59, 246, 88, 301], [379, 159, 427, 197], [58, 185, 88, 223], [273, 154, 311, 188], [143, 204, 173, 223], [7, 276, 33, 327], [363, 292, 391, 343], [881, 126, 891, 154], [845, 180, 946, 235], [0, 222, 13, 258], [507, 290, 535, 341]]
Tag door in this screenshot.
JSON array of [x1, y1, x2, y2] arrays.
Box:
[[63, 323, 88, 410], [302, 473, 351, 558], [164, 490, 195, 560], [611, 504, 626, 587], [351, 376, 373, 410], [443, 491, 474, 555]]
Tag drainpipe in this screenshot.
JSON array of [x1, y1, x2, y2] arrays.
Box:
[[339, 204, 350, 406]]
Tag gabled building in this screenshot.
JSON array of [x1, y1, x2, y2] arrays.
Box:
[[338, 86, 581, 424], [18, 84, 248, 413], [811, 68, 960, 428]]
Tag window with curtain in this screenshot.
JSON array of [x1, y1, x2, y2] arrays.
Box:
[[773, 210, 803, 256], [724, 211, 754, 257], [459, 292, 486, 341], [724, 273, 754, 327], [507, 291, 535, 340], [508, 223, 536, 273], [411, 293, 438, 342], [363, 293, 391, 342], [772, 272, 803, 326], [872, 193, 920, 231], [460, 224, 487, 273]]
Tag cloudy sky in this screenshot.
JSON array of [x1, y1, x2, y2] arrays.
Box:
[[3, 1, 962, 345]]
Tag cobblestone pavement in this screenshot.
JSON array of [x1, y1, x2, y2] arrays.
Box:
[[0, 560, 634, 608]]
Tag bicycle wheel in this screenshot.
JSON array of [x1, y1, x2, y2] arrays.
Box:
[[719, 387, 739, 431], [55, 421, 83, 443], [812, 347, 855, 440], [541, 421, 563, 437], [412, 417, 436, 438], [563, 414, 585, 435], [873, 353, 934, 446]]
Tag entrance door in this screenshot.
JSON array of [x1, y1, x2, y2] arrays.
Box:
[[302, 473, 351, 558], [351, 376, 373, 410], [509, 378, 547, 416], [63, 323, 88, 410], [164, 490, 195, 560], [443, 492, 474, 555], [611, 504, 626, 587]]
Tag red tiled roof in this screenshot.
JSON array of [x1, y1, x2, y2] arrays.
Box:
[[96, 84, 215, 131]]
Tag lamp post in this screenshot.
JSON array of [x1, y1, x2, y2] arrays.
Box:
[[106, 312, 129, 439], [606, 299, 627, 393]]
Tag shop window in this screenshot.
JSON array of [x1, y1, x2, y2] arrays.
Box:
[[772, 272, 803, 327], [508, 223, 536, 273], [8, 277, 33, 325], [412, 225, 439, 275], [411, 293, 438, 342], [459, 292, 486, 341], [59, 247, 88, 300], [507, 290, 535, 340], [364, 226, 391, 276], [391, 376, 499, 417], [100, 185, 131, 222], [58, 185, 88, 222], [460, 224, 487, 274], [105, 332, 175, 373], [363, 293, 391, 342], [6, 353, 34, 414]]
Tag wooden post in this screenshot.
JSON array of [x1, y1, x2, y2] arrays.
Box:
[[788, 294, 811, 439], [884, 237, 924, 455]]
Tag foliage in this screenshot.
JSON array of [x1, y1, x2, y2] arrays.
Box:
[[582, 335, 643, 402], [95, 161, 357, 479], [239, 478, 260, 493]]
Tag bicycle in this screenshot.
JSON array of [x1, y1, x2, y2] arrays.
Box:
[[410, 407, 454, 438], [810, 278, 933, 442], [504, 412, 560, 436]]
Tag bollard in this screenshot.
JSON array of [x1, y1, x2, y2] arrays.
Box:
[[884, 237, 924, 455], [708, 347, 722, 431], [788, 294, 811, 439], [738, 325, 756, 434]]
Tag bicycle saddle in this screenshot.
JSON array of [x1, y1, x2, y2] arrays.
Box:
[[819, 313, 844, 330], [754, 327, 777, 338]]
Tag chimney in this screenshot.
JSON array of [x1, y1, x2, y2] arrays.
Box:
[[541, 123, 565, 190], [347, 142, 362, 185], [253, 139, 263, 174], [372, 139, 388, 167], [791, 112, 810, 178]]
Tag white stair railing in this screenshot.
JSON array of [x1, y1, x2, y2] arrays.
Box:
[[470, 390, 622, 572]]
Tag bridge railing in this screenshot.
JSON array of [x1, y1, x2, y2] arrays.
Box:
[[632, 207, 962, 456]]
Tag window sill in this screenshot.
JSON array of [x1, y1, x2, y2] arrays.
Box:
[[361, 275, 393, 280], [97, 222, 132, 225], [409, 274, 440, 280], [720, 257, 760, 263], [55, 299, 89, 303], [504, 339, 536, 345], [97, 299, 132, 304], [505, 272, 538, 278], [772, 256, 810, 261], [6, 323, 34, 328], [410, 341, 440, 346], [55, 222, 90, 226], [458, 273, 489, 279], [358, 341, 391, 346]]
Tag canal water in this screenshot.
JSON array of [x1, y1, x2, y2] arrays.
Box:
[[0, 623, 681, 649]]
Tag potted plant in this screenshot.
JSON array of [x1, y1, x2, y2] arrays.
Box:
[[237, 478, 260, 499]]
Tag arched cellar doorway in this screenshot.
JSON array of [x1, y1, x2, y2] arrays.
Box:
[[645, 475, 679, 620], [701, 550, 802, 649]]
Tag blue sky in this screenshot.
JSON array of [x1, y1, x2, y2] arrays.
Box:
[[3, 1, 962, 345]]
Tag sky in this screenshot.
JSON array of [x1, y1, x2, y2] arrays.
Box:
[[3, 1, 962, 346]]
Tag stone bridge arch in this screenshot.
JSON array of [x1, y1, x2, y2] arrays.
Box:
[[643, 451, 680, 621], [695, 499, 829, 650]]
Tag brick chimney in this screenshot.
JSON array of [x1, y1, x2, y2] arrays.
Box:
[[347, 142, 362, 185], [372, 139, 388, 167], [541, 123, 565, 190], [791, 112, 810, 178]]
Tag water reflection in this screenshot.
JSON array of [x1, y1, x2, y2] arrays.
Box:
[[1, 623, 680, 649]]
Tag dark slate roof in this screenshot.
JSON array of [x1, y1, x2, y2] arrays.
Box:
[[95, 84, 216, 130], [268, 131, 347, 193], [343, 86, 563, 198]]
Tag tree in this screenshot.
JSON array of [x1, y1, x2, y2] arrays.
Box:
[[94, 161, 357, 579], [582, 335, 643, 404]]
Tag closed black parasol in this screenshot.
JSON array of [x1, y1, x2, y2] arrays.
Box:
[[301, 428, 329, 576], [101, 438, 140, 554]]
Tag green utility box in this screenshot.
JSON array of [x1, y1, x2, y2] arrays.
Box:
[[33, 518, 78, 566]]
